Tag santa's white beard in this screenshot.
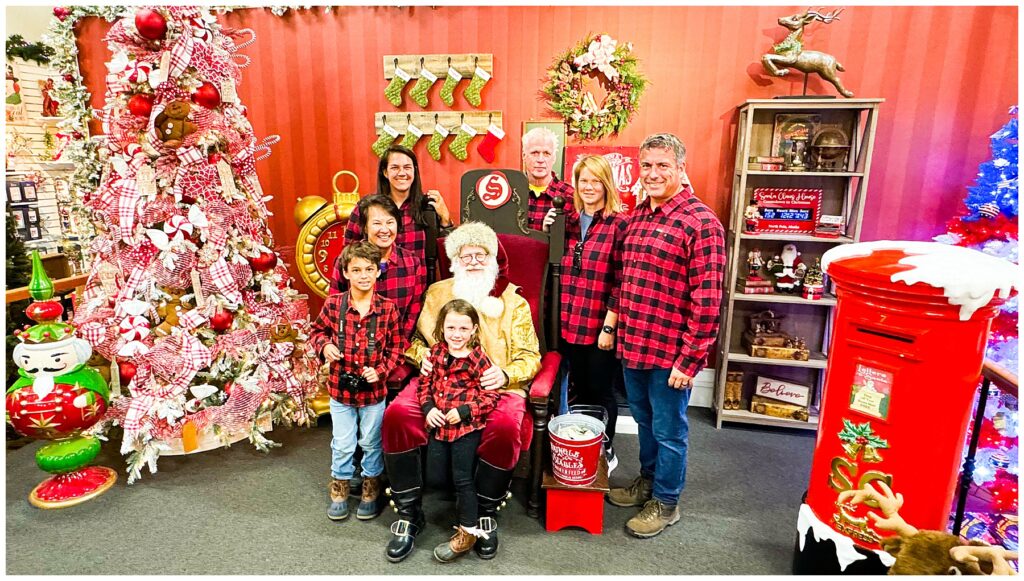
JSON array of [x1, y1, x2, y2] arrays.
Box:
[[451, 260, 503, 317]]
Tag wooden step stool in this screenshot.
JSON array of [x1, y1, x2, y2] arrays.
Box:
[[542, 455, 609, 534]]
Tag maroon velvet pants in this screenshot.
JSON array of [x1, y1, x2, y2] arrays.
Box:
[[382, 379, 532, 471]]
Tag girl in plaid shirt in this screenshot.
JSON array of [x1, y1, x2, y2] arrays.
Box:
[[416, 299, 499, 563], [542, 155, 629, 473]]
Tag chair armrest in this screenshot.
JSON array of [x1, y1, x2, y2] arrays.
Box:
[[386, 361, 415, 390], [528, 351, 562, 404]]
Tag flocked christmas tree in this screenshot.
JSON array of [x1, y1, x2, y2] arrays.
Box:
[[73, 7, 317, 482], [935, 106, 1018, 547]]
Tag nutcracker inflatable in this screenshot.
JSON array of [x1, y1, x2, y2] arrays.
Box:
[[793, 241, 1018, 573], [7, 251, 115, 508]]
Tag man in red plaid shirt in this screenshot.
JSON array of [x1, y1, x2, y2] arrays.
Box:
[[310, 241, 406, 523], [607, 133, 726, 539], [521, 127, 577, 230]]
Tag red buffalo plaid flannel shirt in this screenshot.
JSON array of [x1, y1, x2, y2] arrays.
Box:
[[527, 174, 577, 230], [345, 197, 428, 259], [617, 187, 726, 377], [329, 245, 427, 340], [309, 291, 406, 406], [416, 342, 499, 442], [560, 211, 629, 345]]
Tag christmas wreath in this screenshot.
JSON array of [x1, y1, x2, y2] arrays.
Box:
[[543, 33, 646, 141]]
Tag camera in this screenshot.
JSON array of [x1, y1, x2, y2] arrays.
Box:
[[337, 371, 372, 393]]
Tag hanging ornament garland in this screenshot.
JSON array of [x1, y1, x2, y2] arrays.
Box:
[[542, 33, 647, 141]]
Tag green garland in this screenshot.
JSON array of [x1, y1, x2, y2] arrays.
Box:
[[542, 33, 647, 142], [6, 34, 56, 65]]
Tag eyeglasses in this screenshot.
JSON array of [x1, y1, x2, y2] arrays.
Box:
[[571, 241, 584, 275], [459, 252, 488, 265]]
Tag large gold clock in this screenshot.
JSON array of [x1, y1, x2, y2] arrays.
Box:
[[295, 171, 361, 298]]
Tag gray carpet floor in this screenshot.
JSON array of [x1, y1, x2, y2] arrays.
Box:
[[6, 408, 815, 575]]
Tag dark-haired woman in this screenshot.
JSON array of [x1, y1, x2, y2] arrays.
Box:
[[345, 145, 454, 261]]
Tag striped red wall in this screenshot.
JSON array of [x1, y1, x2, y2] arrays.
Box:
[[75, 6, 1018, 307]]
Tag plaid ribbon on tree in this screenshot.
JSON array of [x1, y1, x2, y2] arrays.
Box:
[[205, 257, 243, 304], [178, 309, 208, 332], [202, 197, 233, 254], [117, 266, 150, 303], [115, 177, 141, 241], [263, 342, 301, 399], [168, 34, 195, 78], [212, 328, 258, 360]]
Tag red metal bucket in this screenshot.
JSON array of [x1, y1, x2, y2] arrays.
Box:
[[549, 411, 605, 486]]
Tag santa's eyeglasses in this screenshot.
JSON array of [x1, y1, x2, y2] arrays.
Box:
[[459, 252, 488, 265]]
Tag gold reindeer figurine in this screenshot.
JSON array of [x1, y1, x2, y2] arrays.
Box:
[[762, 8, 854, 98]]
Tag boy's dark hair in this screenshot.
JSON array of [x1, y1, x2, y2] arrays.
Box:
[[340, 240, 383, 272], [433, 299, 481, 346], [357, 194, 403, 234]]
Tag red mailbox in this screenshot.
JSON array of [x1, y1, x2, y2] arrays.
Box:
[[795, 241, 1018, 574]]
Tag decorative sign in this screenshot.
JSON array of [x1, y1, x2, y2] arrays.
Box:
[[848, 363, 893, 421], [753, 188, 823, 233], [564, 145, 641, 212], [754, 375, 811, 408], [476, 171, 512, 210], [296, 170, 360, 298]]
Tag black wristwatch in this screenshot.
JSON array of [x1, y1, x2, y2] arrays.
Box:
[[601, 325, 615, 334]]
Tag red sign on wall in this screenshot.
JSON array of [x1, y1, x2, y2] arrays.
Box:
[[752, 188, 823, 234], [564, 146, 642, 212]]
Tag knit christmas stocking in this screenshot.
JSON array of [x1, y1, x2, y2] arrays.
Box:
[[384, 65, 412, 107], [400, 122, 424, 150], [462, 66, 491, 108], [408, 68, 437, 108], [476, 124, 505, 163], [448, 123, 477, 161], [439, 66, 462, 107], [371, 122, 400, 158], [426, 123, 450, 161]]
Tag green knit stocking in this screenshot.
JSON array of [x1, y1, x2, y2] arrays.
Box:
[[439, 66, 462, 107], [448, 123, 477, 162], [427, 124, 449, 161], [372, 123, 399, 158], [400, 123, 424, 150], [463, 66, 491, 108], [408, 68, 437, 108], [384, 65, 412, 107]]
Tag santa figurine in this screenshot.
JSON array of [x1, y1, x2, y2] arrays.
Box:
[[767, 243, 808, 293], [7, 251, 116, 508]]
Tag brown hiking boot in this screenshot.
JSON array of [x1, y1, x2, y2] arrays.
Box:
[[356, 476, 382, 520], [433, 526, 478, 563], [626, 499, 680, 538], [328, 479, 350, 520], [607, 475, 653, 507]]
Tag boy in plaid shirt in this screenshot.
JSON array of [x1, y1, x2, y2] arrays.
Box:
[[310, 241, 406, 522], [416, 299, 499, 563]]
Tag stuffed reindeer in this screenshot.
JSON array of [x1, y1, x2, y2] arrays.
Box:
[[837, 482, 1018, 575]]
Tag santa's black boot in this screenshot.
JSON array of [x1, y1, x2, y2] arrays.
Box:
[[474, 460, 514, 560], [383, 449, 425, 563]]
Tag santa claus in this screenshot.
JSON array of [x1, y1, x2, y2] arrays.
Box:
[[767, 243, 808, 293]]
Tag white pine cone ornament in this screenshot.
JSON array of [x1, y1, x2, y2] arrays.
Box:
[[979, 202, 1001, 218]]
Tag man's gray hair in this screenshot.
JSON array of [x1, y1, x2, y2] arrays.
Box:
[[640, 133, 687, 166], [522, 127, 560, 152]]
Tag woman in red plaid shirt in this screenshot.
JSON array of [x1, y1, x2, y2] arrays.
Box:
[[331, 194, 427, 340], [415, 299, 499, 563], [345, 145, 454, 260], [542, 155, 628, 474]]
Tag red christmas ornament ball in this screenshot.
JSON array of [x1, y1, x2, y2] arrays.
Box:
[[119, 361, 138, 385], [210, 310, 234, 332], [127, 93, 155, 118], [26, 300, 64, 322], [134, 8, 167, 41], [248, 252, 278, 272], [208, 153, 222, 164], [191, 81, 221, 109], [62, 73, 74, 82], [53, 7, 71, 21], [988, 473, 1019, 513]]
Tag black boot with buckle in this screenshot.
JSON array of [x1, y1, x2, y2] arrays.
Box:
[[474, 460, 514, 560], [383, 449, 425, 563]]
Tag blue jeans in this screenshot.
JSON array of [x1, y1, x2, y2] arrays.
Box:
[[623, 367, 691, 505], [328, 398, 385, 480]]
